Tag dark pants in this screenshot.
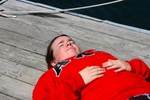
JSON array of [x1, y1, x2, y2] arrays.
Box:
[[129, 94, 150, 100]]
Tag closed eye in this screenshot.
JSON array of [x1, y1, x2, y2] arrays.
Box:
[[58, 43, 64, 48]]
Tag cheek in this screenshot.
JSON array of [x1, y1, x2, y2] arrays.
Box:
[[54, 49, 66, 60], [74, 46, 80, 53]]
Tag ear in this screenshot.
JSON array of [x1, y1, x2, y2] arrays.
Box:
[[51, 60, 57, 67]]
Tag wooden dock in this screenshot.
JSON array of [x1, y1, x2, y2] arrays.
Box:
[[0, 0, 150, 99]]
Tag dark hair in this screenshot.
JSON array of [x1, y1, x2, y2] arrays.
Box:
[[46, 34, 70, 69]]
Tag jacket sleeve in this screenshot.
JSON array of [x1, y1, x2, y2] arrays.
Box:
[[128, 58, 150, 82], [32, 69, 85, 100]]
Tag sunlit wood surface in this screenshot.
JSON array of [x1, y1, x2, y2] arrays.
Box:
[[0, 0, 150, 99]]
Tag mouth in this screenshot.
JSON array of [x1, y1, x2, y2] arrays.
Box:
[[66, 48, 75, 52]]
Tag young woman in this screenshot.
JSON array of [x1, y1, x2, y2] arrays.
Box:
[[33, 34, 150, 100]]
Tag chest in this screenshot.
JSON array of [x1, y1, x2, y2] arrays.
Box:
[[53, 52, 113, 78]]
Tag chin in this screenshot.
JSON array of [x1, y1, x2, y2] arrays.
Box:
[[69, 53, 76, 57], [67, 52, 76, 58]]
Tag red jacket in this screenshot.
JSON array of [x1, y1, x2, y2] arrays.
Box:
[[32, 49, 150, 100]]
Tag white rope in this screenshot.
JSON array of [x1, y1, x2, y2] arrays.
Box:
[[1, 0, 123, 15], [63, 0, 124, 11], [0, 12, 17, 18], [0, 0, 8, 5]]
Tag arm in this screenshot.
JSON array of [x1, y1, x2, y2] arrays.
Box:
[[32, 70, 84, 100], [32, 66, 105, 100], [102, 58, 150, 82], [128, 58, 150, 82], [99, 51, 131, 72]]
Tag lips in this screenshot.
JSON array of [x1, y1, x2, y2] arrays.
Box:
[[66, 47, 75, 52]]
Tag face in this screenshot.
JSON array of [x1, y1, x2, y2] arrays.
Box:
[[51, 36, 81, 65]]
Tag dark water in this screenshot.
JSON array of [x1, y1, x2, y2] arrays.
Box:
[[29, 0, 150, 31]]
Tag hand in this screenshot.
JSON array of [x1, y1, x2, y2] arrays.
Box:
[[79, 66, 105, 85], [102, 59, 131, 72]]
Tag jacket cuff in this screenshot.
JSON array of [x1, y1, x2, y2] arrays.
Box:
[[72, 72, 85, 90]]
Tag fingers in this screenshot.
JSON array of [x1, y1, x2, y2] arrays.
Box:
[[79, 66, 105, 85], [88, 66, 105, 73], [114, 68, 123, 72], [102, 59, 118, 68], [105, 64, 119, 70], [102, 59, 131, 72], [102, 59, 113, 67], [86, 66, 105, 78]]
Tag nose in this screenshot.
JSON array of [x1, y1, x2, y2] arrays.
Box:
[[67, 42, 72, 46]]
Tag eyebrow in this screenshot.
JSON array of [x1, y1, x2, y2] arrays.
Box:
[[56, 38, 74, 47], [57, 40, 64, 46]]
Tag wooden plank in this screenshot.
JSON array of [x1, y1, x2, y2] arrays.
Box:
[[0, 43, 47, 71], [1, 12, 149, 49], [0, 14, 149, 66], [33, 17, 150, 47], [0, 28, 47, 55], [1, 11, 149, 47], [0, 57, 43, 85], [1, 27, 149, 67], [0, 74, 33, 100], [18, 10, 149, 46], [0, 93, 17, 100], [46, 11, 150, 46], [1, 0, 150, 47], [0, 17, 59, 42]]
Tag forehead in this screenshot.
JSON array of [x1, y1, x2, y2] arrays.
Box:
[[51, 36, 71, 47]]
